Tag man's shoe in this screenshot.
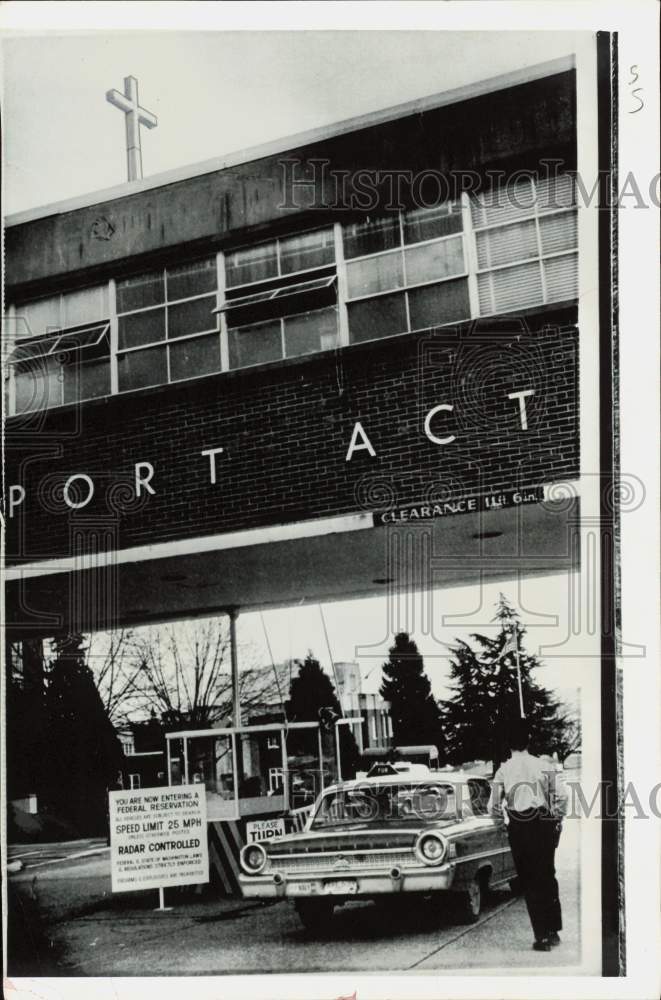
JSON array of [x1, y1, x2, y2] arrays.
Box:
[[547, 932, 561, 947], [533, 939, 551, 952]]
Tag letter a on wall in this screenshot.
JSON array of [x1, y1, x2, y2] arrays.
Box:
[[345, 421, 376, 461]]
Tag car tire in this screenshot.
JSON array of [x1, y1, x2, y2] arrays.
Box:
[[294, 898, 335, 931], [455, 875, 483, 924]]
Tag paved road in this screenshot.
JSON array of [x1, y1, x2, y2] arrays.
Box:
[[9, 819, 581, 975]]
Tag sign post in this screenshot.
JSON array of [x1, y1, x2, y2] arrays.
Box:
[[155, 887, 171, 913], [109, 784, 209, 909]]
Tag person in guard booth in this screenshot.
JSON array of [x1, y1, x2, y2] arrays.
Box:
[[488, 718, 568, 952]]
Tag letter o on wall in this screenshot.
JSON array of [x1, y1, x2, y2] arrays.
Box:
[[63, 474, 95, 510]]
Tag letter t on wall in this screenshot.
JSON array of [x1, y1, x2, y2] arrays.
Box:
[[201, 447, 224, 484], [507, 389, 535, 431]]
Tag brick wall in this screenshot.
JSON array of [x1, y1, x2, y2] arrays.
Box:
[[6, 305, 578, 564]]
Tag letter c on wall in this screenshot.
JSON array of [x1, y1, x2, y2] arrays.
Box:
[[424, 404, 455, 446]]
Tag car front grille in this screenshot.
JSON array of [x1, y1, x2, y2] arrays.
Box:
[[267, 850, 415, 874]]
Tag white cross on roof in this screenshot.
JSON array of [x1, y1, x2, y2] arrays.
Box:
[[106, 76, 158, 182]]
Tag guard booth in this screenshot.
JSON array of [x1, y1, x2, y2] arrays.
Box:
[[166, 721, 325, 895]]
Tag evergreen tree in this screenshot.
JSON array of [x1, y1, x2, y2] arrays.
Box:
[[44, 634, 125, 835], [6, 640, 46, 806], [380, 633, 441, 752], [285, 653, 359, 781], [439, 595, 575, 772]]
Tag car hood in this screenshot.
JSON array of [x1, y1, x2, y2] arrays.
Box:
[[263, 822, 456, 856]]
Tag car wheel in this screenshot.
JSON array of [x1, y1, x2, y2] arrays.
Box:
[[455, 876, 482, 924], [294, 898, 335, 931]]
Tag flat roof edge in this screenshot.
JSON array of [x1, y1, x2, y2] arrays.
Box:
[[5, 55, 575, 228]]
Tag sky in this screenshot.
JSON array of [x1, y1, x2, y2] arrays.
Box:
[[241, 571, 596, 708], [89, 571, 596, 711], [1, 29, 585, 215]]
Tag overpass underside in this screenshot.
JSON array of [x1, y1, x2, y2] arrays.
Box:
[[6, 492, 579, 639]]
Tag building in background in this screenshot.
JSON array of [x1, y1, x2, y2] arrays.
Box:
[[335, 661, 392, 752]]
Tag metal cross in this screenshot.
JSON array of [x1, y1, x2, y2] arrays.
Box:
[[106, 76, 157, 182]]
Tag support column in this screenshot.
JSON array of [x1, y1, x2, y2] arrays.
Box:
[[228, 607, 240, 729]]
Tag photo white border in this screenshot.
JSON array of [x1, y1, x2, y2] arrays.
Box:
[[1, 2, 658, 998]]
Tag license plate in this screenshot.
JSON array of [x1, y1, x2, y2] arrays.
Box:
[[291, 881, 315, 894], [325, 880, 358, 895]]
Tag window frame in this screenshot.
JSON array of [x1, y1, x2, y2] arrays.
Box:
[[227, 302, 341, 371], [224, 224, 337, 293], [115, 257, 221, 393], [8, 317, 113, 413], [470, 179, 578, 319], [222, 224, 341, 368], [343, 201, 470, 343], [467, 777, 491, 817], [7, 176, 578, 414]]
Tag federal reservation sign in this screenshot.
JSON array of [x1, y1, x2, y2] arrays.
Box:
[[109, 785, 209, 892]]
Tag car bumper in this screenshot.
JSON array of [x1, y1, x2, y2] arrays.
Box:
[[239, 864, 455, 899]]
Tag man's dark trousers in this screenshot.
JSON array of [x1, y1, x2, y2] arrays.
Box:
[[507, 807, 562, 941]]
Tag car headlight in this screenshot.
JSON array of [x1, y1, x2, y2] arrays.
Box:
[[415, 832, 447, 866], [240, 843, 267, 875]]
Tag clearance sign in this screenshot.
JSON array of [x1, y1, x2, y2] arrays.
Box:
[[109, 785, 209, 893]]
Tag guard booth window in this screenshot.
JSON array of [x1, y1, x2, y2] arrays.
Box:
[[166, 723, 323, 822]]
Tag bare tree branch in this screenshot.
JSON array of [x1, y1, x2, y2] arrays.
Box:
[[83, 618, 286, 731]]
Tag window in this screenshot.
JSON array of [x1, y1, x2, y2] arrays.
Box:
[[343, 202, 470, 344], [129, 774, 141, 790], [8, 286, 111, 412], [223, 227, 339, 368], [7, 175, 578, 414], [116, 257, 219, 392], [225, 229, 335, 289], [269, 768, 285, 794], [471, 174, 578, 315], [11, 286, 109, 341], [121, 737, 135, 756], [311, 782, 457, 830], [468, 778, 491, 817]]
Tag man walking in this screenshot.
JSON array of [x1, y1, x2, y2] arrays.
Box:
[[488, 718, 568, 952]]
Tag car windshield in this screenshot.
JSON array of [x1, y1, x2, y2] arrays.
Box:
[[310, 782, 458, 830]]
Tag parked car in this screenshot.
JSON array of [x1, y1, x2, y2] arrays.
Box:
[[239, 769, 517, 930]]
